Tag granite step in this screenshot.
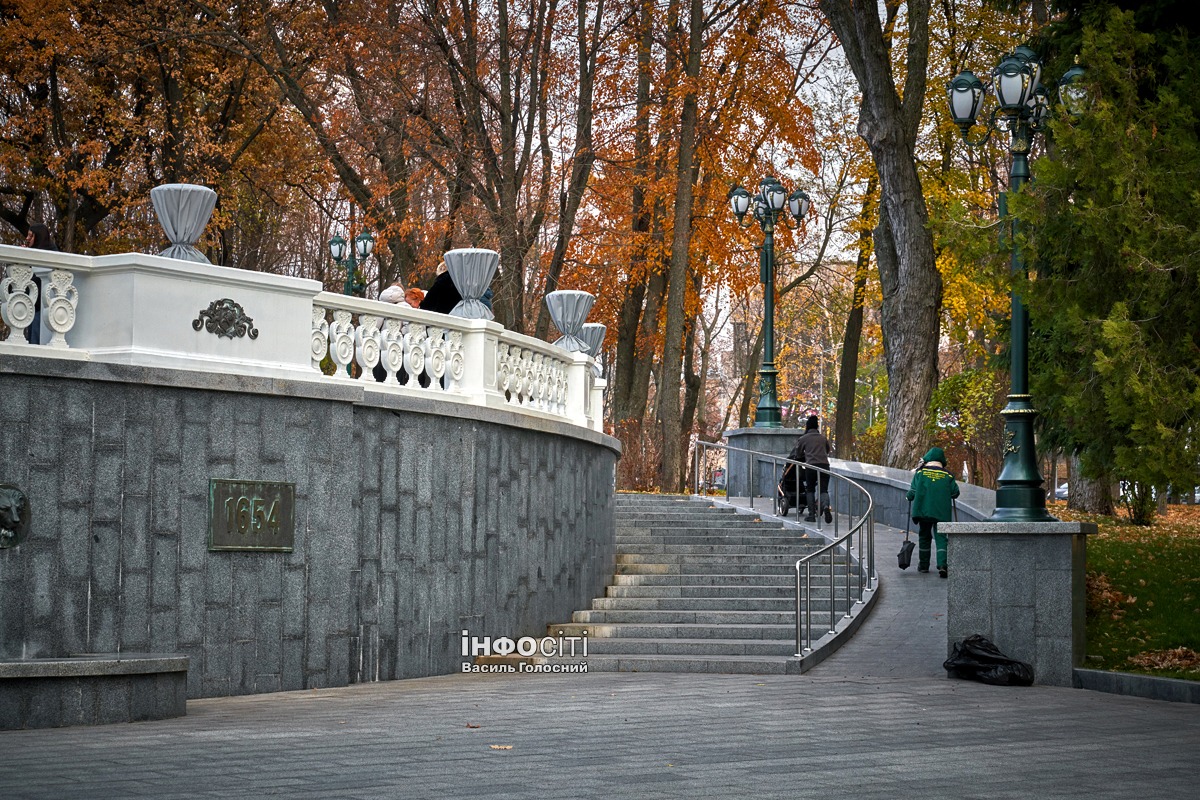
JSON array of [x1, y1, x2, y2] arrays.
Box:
[[549, 622, 797, 640], [604, 584, 797, 599], [591, 596, 796, 611], [556, 654, 802, 675], [577, 637, 799, 657], [616, 543, 825, 556], [614, 562, 846, 576]]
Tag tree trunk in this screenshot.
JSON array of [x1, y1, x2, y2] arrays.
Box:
[[737, 326, 765, 429], [679, 316, 703, 488], [819, 0, 941, 469], [834, 179, 875, 457], [533, 0, 604, 339], [656, 0, 703, 493], [1066, 453, 1113, 514], [611, 0, 659, 426], [615, 269, 667, 424]]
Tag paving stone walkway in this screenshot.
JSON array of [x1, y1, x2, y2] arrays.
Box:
[[3, 521, 1198, 799]]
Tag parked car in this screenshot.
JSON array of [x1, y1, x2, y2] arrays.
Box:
[[1055, 483, 1069, 500]]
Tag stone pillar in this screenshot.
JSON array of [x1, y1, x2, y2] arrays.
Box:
[[942, 521, 1097, 686], [724, 428, 799, 499]]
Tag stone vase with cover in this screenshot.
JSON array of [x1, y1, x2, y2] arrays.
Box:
[[579, 322, 606, 376], [545, 290, 595, 352], [150, 183, 218, 263], [444, 248, 499, 320]]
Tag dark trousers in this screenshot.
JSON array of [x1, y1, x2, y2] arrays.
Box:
[[803, 468, 830, 516], [916, 517, 947, 570]]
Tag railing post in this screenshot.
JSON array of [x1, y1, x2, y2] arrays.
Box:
[[564, 351, 590, 427], [590, 377, 606, 433], [458, 319, 502, 406]]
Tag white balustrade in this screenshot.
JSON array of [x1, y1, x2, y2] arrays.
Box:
[[311, 306, 330, 370], [0, 244, 604, 433], [0, 264, 37, 340], [328, 309, 356, 376]]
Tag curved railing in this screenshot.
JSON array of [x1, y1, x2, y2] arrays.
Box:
[[692, 441, 877, 656]]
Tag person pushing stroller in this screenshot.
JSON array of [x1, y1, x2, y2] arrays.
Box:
[[789, 415, 833, 523]]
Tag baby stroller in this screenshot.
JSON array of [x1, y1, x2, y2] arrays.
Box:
[[775, 462, 808, 517]]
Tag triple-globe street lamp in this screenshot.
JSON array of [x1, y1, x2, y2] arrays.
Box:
[[947, 46, 1086, 522], [728, 178, 812, 428]]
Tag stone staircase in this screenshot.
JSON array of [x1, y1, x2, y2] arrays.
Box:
[[545, 493, 857, 674]]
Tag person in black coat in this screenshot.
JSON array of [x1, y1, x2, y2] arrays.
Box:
[[419, 270, 461, 314], [791, 415, 833, 523]]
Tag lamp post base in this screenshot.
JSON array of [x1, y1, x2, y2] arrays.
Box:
[[754, 365, 782, 428], [988, 396, 1057, 522], [988, 494, 1058, 523]]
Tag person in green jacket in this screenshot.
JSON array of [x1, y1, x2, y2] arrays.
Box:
[[906, 447, 960, 578]]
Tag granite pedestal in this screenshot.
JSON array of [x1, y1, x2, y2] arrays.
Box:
[[942, 521, 1096, 686], [724, 428, 801, 499], [0, 653, 188, 729]]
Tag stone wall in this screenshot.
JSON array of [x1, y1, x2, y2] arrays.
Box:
[[0, 355, 618, 698]]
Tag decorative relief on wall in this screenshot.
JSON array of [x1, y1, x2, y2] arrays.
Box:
[[0, 484, 31, 549], [192, 298, 259, 340]]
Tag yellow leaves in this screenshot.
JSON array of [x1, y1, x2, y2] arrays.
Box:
[[489, 745, 513, 750]]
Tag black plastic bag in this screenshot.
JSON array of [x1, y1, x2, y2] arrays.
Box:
[[943, 634, 1035, 686], [897, 539, 915, 569]]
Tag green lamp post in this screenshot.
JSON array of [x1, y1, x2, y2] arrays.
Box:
[[947, 47, 1086, 522], [328, 230, 375, 298], [729, 177, 812, 428], [328, 229, 375, 376]]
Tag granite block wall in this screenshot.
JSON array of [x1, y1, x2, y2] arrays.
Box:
[[0, 357, 618, 698]]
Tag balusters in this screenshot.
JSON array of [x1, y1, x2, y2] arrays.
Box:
[[446, 330, 465, 391], [0, 264, 38, 342], [42, 270, 77, 348], [426, 327, 447, 391], [328, 310, 355, 375], [496, 343, 513, 402], [380, 319, 405, 383], [403, 323, 426, 387], [355, 314, 382, 379], [518, 348, 535, 406]]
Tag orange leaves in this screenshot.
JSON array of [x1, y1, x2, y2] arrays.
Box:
[[1087, 572, 1132, 619], [1127, 647, 1200, 673]]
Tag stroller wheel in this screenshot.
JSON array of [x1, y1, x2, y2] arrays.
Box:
[[775, 495, 789, 517]]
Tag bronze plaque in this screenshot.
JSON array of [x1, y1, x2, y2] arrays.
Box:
[[208, 480, 295, 552]]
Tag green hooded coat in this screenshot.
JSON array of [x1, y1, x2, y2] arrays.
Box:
[[906, 447, 960, 522]]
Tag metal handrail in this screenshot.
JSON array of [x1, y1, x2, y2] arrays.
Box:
[[692, 440, 876, 656]]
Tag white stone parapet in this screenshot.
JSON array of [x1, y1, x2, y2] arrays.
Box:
[[0, 245, 602, 430]]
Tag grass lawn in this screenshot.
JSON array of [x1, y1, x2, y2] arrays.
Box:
[[1054, 503, 1200, 681]]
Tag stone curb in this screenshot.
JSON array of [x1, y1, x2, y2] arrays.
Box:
[[1074, 668, 1200, 704]]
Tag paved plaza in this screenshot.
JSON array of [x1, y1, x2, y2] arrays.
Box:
[[2, 527, 1198, 799]]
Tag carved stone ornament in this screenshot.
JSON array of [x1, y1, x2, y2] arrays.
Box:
[[192, 298, 259, 340], [0, 484, 31, 549]]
